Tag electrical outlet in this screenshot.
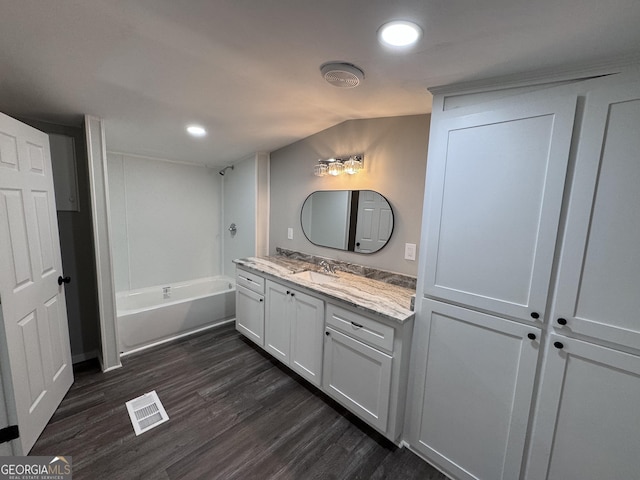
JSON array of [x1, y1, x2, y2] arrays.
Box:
[[287, 228, 293, 240], [404, 243, 416, 261]]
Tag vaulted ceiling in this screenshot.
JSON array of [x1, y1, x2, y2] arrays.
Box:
[[1, 0, 639, 166]]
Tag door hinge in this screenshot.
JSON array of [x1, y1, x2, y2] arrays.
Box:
[[0, 425, 19, 444]]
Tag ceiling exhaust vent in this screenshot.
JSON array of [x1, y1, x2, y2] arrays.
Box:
[[321, 63, 365, 88]]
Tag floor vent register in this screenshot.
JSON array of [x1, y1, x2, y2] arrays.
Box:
[[125, 390, 169, 436]]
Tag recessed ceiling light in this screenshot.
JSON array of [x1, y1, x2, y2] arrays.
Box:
[[378, 21, 422, 48], [186, 125, 207, 137]]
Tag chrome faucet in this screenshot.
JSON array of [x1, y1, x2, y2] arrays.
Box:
[[319, 260, 335, 274]]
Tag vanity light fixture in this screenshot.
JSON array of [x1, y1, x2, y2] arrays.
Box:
[[378, 20, 422, 48], [313, 154, 364, 177]]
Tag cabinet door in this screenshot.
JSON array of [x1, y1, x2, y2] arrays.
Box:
[[290, 290, 324, 387], [526, 335, 640, 480], [264, 280, 291, 363], [410, 299, 540, 480], [552, 82, 640, 350], [323, 326, 392, 432], [422, 93, 576, 322], [235, 285, 264, 346]]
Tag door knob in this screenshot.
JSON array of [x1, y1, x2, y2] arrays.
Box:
[[58, 276, 71, 286]]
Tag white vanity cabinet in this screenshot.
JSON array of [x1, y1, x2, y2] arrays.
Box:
[[265, 279, 325, 387], [235, 267, 265, 346], [323, 303, 411, 441], [235, 263, 414, 443]]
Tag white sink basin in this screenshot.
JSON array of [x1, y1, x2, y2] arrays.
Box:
[[291, 270, 337, 284]]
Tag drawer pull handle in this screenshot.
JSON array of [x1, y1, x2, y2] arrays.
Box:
[[351, 322, 363, 329]]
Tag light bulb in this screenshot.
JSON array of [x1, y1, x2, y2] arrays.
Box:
[[328, 162, 344, 176], [378, 21, 422, 48]]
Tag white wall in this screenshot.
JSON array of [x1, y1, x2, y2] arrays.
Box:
[[270, 115, 430, 276], [108, 153, 222, 291]]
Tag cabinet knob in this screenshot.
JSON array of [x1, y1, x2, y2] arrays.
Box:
[[557, 318, 567, 325], [554, 341, 564, 349], [290, 293, 295, 297], [325, 331, 330, 336], [286, 290, 290, 295], [527, 333, 537, 340], [259, 298, 263, 302], [530, 312, 540, 319]]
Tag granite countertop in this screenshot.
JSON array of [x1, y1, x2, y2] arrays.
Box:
[[234, 256, 415, 324]]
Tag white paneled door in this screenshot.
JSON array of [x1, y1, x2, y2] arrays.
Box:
[[354, 190, 393, 253], [0, 113, 73, 454]]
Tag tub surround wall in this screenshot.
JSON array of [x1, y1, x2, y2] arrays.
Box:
[[108, 153, 223, 292], [222, 152, 269, 276], [269, 114, 429, 277]]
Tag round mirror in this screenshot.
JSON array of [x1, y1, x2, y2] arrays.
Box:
[[301, 190, 394, 254]]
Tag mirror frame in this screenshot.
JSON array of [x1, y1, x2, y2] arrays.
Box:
[[300, 189, 394, 254]]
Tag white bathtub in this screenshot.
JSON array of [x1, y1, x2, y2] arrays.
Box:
[[117, 276, 236, 355]]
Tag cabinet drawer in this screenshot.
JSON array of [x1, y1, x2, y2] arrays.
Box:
[[326, 303, 394, 354], [237, 268, 265, 294]]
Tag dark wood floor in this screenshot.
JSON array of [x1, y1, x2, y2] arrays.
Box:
[[31, 323, 446, 480]]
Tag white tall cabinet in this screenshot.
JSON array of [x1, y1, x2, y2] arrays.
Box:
[[526, 79, 640, 480], [409, 69, 640, 480], [421, 94, 576, 323]]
